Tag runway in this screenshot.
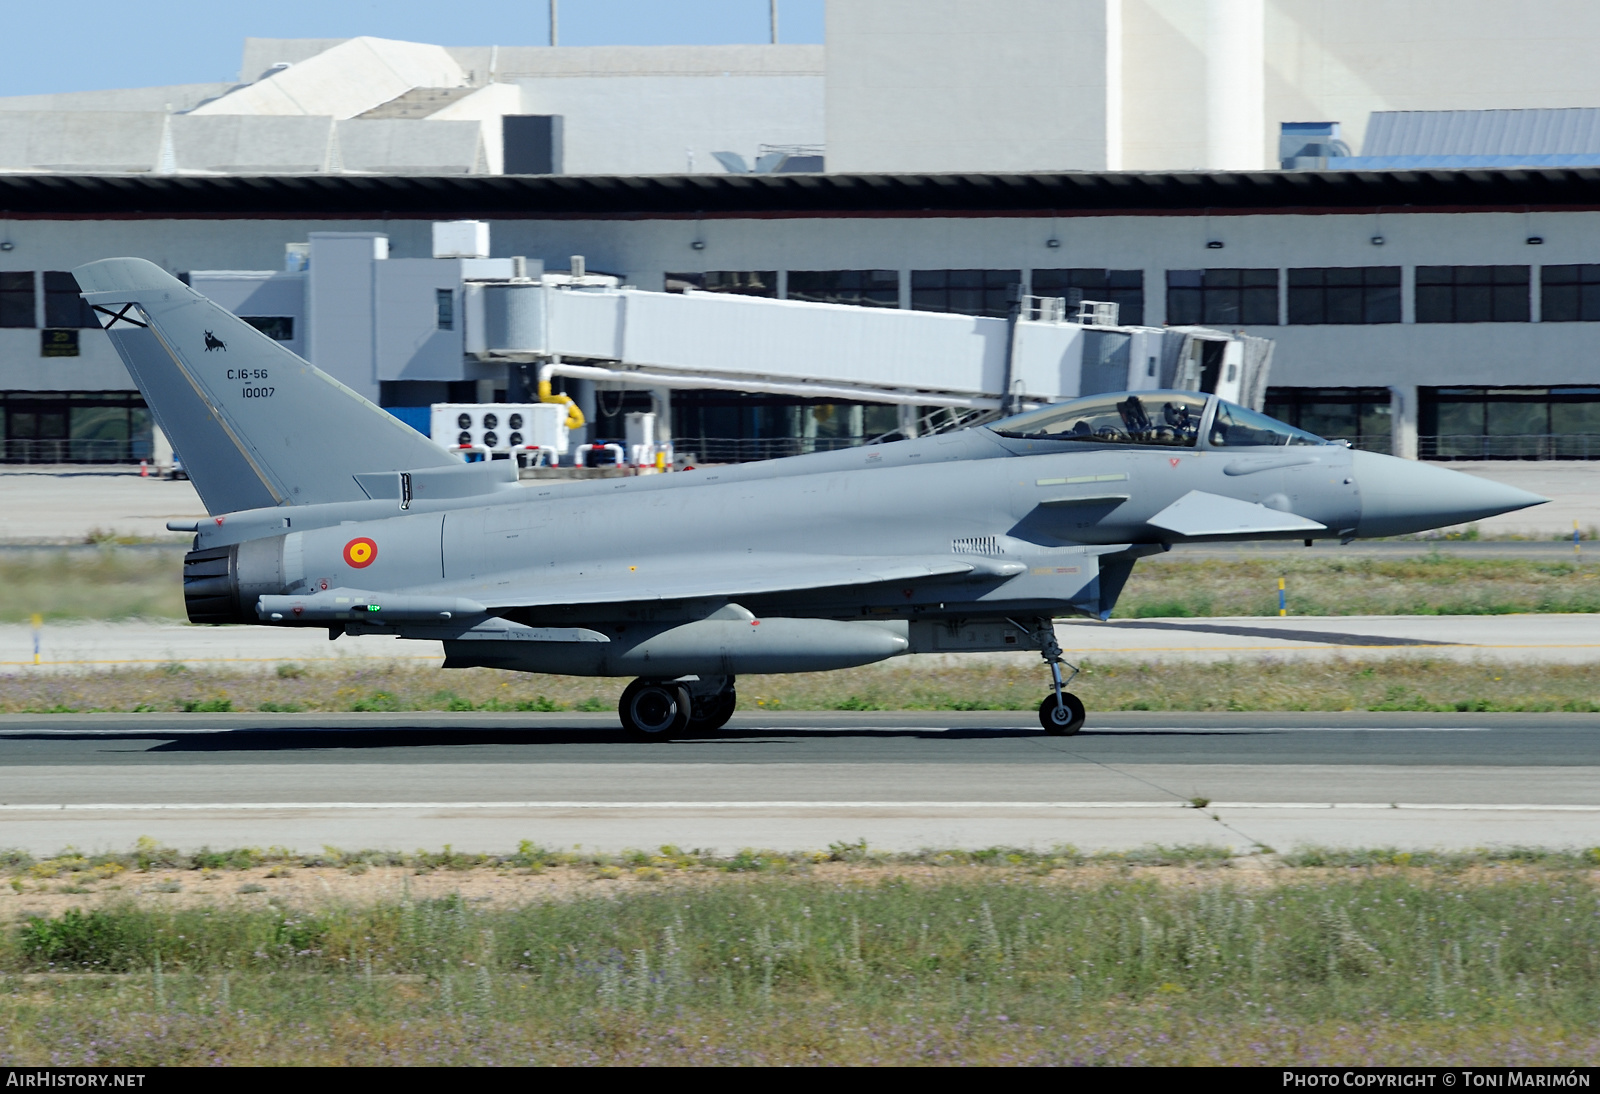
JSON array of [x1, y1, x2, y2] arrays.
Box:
[[1, 710, 1595, 855]]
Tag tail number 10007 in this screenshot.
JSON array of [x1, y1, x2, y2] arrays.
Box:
[[227, 368, 274, 398]]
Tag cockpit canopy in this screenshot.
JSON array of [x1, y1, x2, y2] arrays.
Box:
[[988, 391, 1328, 449]]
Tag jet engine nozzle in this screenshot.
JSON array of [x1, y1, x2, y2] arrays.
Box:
[[183, 538, 288, 624], [1350, 450, 1547, 538]]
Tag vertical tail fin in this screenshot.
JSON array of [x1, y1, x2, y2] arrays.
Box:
[[75, 257, 458, 515]]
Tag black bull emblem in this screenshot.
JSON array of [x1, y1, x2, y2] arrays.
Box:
[[203, 330, 226, 352]]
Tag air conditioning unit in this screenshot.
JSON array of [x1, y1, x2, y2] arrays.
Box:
[[430, 402, 568, 458]]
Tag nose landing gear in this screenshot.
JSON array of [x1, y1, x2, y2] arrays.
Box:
[[618, 675, 737, 741], [1020, 617, 1086, 735]]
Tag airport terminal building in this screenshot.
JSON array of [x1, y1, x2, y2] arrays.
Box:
[[3, 6, 1600, 463]]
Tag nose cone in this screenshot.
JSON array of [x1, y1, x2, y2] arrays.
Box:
[[1351, 450, 1548, 537]]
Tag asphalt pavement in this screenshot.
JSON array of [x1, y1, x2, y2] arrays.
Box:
[[1, 710, 1595, 855]]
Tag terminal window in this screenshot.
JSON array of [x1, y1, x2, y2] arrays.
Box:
[[1539, 265, 1600, 321], [0, 391, 152, 464], [786, 270, 898, 308], [1421, 386, 1600, 460], [435, 289, 454, 331], [910, 270, 1020, 318], [664, 271, 778, 297], [1286, 267, 1400, 324], [1166, 269, 1279, 326], [1031, 270, 1144, 326], [42, 272, 95, 328], [1415, 266, 1529, 323], [0, 272, 35, 328], [1263, 387, 1393, 453]]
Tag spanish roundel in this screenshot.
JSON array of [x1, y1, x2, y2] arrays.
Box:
[[343, 537, 377, 568]]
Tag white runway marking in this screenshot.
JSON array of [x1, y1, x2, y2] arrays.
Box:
[[3, 800, 1595, 813]]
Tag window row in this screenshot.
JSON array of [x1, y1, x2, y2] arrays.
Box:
[[664, 266, 1600, 326], [1171, 266, 1534, 326], [1421, 386, 1600, 460], [1261, 385, 1600, 461], [0, 391, 153, 464], [1262, 386, 1395, 452], [9, 264, 1597, 332]]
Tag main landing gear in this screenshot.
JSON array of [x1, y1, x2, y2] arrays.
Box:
[[1024, 617, 1086, 736], [618, 675, 737, 741]]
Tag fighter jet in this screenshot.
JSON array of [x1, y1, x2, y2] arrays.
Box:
[[77, 258, 1546, 738]]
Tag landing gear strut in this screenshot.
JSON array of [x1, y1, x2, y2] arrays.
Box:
[[617, 675, 737, 741], [686, 675, 737, 733], [1022, 617, 1086, 735]]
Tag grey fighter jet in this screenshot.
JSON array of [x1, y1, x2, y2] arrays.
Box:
[[77, 258, 1546, 738]]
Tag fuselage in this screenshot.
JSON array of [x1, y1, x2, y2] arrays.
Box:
[[187, 405, 1358, 625], [178, 391, 1544, 677]]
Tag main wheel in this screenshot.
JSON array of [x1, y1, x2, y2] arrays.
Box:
[[688, 687, 737, 733], [1038, 692, 1086, 736], [619, 679, 692, 741]]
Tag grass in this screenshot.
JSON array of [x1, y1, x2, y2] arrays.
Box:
[[1, 846, 1599, 1064], [0, 548, 183, 623], [1, 657, 1595, 714], [743, 658, 1600, 714], [1122, 551, 1600, 617], [3, 547, 1600, 623], [5, 837, 1598, 881]]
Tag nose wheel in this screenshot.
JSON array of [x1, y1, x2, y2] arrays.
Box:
[[1038, 692, 1086, 735], [1017, 616, 1086, 735]]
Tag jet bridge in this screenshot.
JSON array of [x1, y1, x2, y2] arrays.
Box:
[[187, 225, 1274, 459], [464, 280, 1273, 414]]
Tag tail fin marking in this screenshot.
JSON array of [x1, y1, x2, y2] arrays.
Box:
[[76, 258, 458, 515]]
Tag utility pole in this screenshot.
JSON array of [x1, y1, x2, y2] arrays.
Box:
[[550, 0, 559, 46], [770, 0, 779, 44]]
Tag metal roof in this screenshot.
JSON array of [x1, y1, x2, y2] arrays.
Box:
[[3, 167, 1600, 219], [1364, 109, 1600, 157]]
